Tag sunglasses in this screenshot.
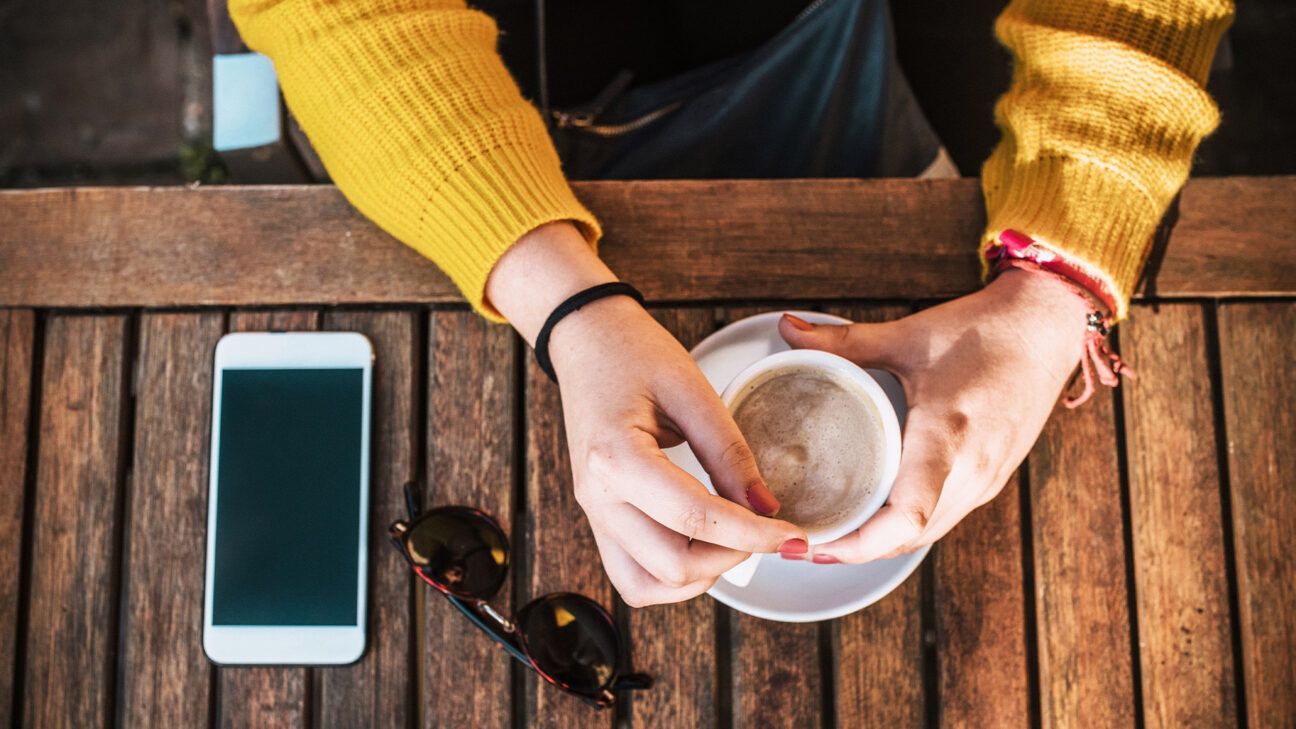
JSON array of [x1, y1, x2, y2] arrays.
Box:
[[388, 484, 652, 708]]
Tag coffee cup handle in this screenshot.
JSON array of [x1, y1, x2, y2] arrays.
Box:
[[721, 552, 763, 587]]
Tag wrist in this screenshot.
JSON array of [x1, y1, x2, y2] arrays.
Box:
[[988, 268, 1091, 340], [484, 220, 618, 344], [546, 294, 651, 378]]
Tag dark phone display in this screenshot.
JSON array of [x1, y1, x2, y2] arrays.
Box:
[[212, 368, 363, 626]]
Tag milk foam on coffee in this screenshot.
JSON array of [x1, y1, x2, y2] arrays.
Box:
[[732, 365, 882, 532]]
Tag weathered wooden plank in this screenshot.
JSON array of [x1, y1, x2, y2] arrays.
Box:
[[1, 178, 1293, 308], [835, 573, 925, 728], [1218, 302, 1296, 728], [316, 310, 417, 727], [525, 339, 615, 727], [22, 315, 128, 729], [422, 312, 515, 728], [1121, 304, 1238, 728], [723, 305, 821, 729], [0, 310, 35, 729], [217, 309, 317, 729], [120, 312, 223, 728], [627, 307, 720, 728], [934, 473, 1030, 729], [229, 310, 319, 333], [1029, 388, 1137, 728], [819, 304, 927, 729], [730, 614, 822, 728]]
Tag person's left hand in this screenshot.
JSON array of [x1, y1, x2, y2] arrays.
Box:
[[776, 269, 1091, 563]]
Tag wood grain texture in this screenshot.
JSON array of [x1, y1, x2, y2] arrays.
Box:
[[1121, 304, 1238, 728], [730, 614, 822, 729], [822, 304, 927, 729], [0, 310, 34, 729], [1, 178, 1293, 307], [228, 310, 320, 333], [835, 573, 925, 728], [317, 310, 417, 727], [1028, 388, 1138, 729], [423, 312, 515, 728], [217, 309, 317, 729], [934, 474, 1030, 729], [119, 313, 223, 728], [524, 346, 615, 728], [1218, 302, 1296, 729], [722, 305, 822, 729], [21, 315, 128, 729], [626, 307, 720, 729]]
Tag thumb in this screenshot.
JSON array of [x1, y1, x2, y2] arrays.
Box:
[[778, 313, 903, 371], [658, 376, 782, 517]]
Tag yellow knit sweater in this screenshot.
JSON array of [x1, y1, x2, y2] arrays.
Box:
[[231, 0, 1233, 322]]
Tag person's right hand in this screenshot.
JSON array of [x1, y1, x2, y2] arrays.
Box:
[[550, 294, 806, 605], [487, 222, 806, 606]]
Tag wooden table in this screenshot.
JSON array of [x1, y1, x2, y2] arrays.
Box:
[[1, 179, 1293, 728]]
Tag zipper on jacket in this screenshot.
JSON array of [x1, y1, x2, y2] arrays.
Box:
[[551, 70, 682, 137], [793, 0, 830, 23], [558, 100, 684, 137]]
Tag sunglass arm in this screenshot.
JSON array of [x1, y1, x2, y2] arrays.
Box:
[[402, 481, 420, 520], [445, 594, 530, 665]]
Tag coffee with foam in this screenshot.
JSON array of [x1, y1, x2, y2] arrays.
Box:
[[731, 365, 883, 533]]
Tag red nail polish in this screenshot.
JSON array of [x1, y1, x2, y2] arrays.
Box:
[[780, 552, 804, 561], [812, 554, 839, 565], [778, 538, 808, 555], [783, 313, 814, 331], [746, 481, 780, 516]]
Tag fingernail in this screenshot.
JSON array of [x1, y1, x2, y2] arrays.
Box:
[[812, 554, 840, 565], [746, 481, 780, 516], [780, 551, 804, 561], [783, 313, 814, 331], [778, 538, 808, 555]]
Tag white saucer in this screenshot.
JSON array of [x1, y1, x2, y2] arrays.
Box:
[[663, 311, 929, 623]]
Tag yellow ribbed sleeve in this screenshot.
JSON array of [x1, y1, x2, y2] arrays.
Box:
[[983, 0, 1234, 320], [228, 0, 600, 321]]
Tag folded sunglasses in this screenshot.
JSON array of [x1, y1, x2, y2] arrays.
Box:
[[388, 484, 652, 708]]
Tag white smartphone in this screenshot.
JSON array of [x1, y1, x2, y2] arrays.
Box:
[[203, 331, 373, 665]]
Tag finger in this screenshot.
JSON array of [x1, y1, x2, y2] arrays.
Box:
[[893, 479, 984, 555], [609, 442, 805, 553], [590, 524, 715, 607], [778, 313, 904, 371], [899, 465, 1012, 554], [900, 447, 1021, 553], [852, 434, 1016, 560], [596, 503, 752, 588], [812, 412, 950, 563], [655, 372, 779, 515]]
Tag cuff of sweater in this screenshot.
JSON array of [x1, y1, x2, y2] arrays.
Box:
[[980, 154, 1162, 322], [413, 142, 602, 323]]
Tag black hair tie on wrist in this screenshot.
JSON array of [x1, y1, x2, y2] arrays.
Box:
[[534, 282, 645, 383]]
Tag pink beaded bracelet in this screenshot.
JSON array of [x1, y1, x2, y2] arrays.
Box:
[[985, 230, 1134, 408]]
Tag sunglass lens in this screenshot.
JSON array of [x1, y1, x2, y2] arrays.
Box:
[[404, 507, 509, 599], [518, 594, 619, 694]]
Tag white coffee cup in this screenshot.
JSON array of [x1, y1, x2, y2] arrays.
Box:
[[714, 349, 903, 587]]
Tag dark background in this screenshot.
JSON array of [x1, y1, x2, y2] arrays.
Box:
[[1, 0, 1292, 187]]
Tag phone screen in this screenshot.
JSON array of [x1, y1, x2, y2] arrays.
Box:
[[212, 368, 364, 626]]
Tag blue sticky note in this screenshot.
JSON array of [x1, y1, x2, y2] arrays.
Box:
[[213, 52, 281, 151]]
